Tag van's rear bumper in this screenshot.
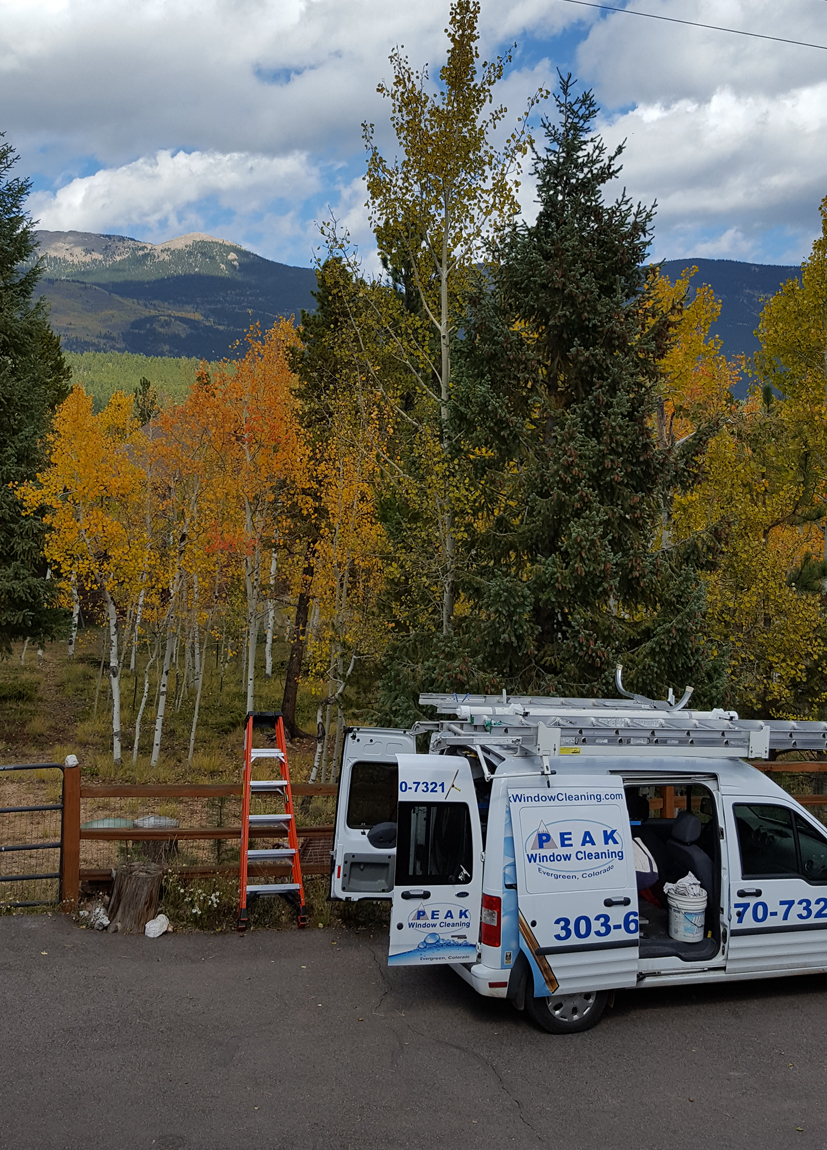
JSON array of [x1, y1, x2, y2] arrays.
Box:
[[452, 961, 511, 998]]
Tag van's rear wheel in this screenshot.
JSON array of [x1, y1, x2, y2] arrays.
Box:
[[525, 989, 608, 1034]]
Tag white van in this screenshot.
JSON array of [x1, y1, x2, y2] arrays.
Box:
[[329, 688, 827, 1033]]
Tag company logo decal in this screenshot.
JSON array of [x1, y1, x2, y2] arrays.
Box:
[[407, 902, 470, 931], [523, 819, 625, 881]]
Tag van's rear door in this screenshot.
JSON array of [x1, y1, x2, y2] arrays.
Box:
[[330, 727, 416, 901], [509, 778, 639, 995], [389, 755, 483, 966]]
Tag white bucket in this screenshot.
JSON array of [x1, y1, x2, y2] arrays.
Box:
[[667, 889, 707, 943]]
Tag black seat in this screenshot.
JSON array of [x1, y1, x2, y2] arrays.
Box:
[[666, 814, 714, 901], [625, 790, 669, 893]]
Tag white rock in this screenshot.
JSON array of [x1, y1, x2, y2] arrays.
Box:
[[145, 914, 170, 939], [89, 905, 110, 930]]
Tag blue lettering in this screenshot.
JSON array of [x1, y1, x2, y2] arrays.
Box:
[[444, 909, 454, 920], [581, 831, 596, 846], [560, 832, 573, 847], [416, 909, 427, 920], [603, 829, 619, 845], [431, 910, 439, 920], [459, 909, 469, 920], [538, 832, 551, 849]]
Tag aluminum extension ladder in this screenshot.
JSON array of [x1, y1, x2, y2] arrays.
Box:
[[238, 712, 307, 931]]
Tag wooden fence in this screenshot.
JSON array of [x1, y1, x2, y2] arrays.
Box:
[[60, 774, 337, 908]]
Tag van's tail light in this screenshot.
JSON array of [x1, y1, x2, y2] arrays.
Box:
[[481, 894, 501, 948]]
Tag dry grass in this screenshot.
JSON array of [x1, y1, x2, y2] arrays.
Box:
[[2, 628, 324, 784]]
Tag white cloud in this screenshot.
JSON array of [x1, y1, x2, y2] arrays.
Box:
[[598, 81, 827, 261], [29, 148, 320, 239]]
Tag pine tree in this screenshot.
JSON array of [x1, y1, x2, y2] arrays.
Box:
[[0, 135, 71, 653], [444, 77, 722, 702]]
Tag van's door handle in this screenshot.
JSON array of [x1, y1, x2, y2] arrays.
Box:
[[604, 897, 632, 907], [737, 888, 762, 897], [400, 890, 431, 900]]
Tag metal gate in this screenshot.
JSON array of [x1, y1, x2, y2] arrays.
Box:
[[0, 761, 69, 908]]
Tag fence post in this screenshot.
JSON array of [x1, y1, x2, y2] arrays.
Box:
[[61, 755, 81, 910]]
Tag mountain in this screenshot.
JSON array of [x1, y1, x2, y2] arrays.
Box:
[[33, 230, 318, 359], [33, 231, 802, 374], [659, 258, 799, 358]]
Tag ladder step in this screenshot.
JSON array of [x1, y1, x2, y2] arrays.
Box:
[[248, 813, 292, 824], [250, 780, 287, 791], [248, 848, 296, 859], [250, 748, 285, 760], [246, 883, 301, 896]]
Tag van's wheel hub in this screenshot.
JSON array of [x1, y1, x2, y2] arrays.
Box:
[[526, 988, 608, 1034]]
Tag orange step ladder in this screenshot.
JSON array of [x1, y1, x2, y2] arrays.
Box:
[[238, 712, 307, 931]]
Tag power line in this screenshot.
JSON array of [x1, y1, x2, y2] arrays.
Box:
[[559, 0, 827, 50]]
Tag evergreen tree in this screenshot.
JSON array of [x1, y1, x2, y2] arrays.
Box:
[[380, 77, 722, 712], [447, 77, 721, 701], [0, 135, 71, 654]]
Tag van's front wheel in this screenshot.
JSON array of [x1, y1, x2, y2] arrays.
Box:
[[525, 989, 608, 1034]]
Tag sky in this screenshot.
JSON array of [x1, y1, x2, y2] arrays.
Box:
[[3, 0, 827, 269]]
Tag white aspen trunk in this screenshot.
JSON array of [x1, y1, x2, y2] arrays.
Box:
[[264, 545, 278, 678], [93, 639, 106, 717], [102, 586, 122, 764], [20, 637, 29, 665], [243, 498, 262, 715], [187, 630, 211, 764], [68, 574, 80, 658], [191, 573, 200, 685], [132, 635, 159, 763], [150, 623, 175, 767], [192, 627, 200, 685], [130, 586, 145, 673], [177, 625, 190, 713], [245, 562, 259, 714], [331, 707, 345, 784], [309, 697, 328, 783], [307, 601, 321, 648], [308, 650, 356, 784], [440, 191, 454, 635]]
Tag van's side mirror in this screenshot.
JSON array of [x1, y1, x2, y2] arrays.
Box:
[[367, 821, 397, 849]]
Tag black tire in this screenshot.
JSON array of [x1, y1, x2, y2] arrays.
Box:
[[525, 988, 608, 1034]]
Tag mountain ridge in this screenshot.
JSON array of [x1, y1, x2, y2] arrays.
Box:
[[33, 231, 801, 368]]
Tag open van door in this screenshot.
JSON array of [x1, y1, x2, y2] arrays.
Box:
[[389, 755, 483, 966], [330, 727, 416, 901], [509, 779, 639, 996]]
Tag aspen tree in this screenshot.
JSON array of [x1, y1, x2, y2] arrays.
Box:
[[22, 388, 148, 763], [360, 0, 542, 634]]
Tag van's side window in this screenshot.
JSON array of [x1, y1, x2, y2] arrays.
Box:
[[734, 804, 798, 877], [795, 814, 827, 882], [396, 802, 473, 886], [346, 762, 398, 829]]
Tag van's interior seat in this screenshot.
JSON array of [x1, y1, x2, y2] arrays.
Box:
[[666, 813, 715, 910]]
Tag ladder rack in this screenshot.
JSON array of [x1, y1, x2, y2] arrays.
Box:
[[419, 693, 827, 756]]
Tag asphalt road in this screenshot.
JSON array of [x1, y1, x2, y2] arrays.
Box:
[[1, 914, 826, 1150]]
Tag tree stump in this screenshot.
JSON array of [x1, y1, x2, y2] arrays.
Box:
[[107, 861, 163, 934]]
